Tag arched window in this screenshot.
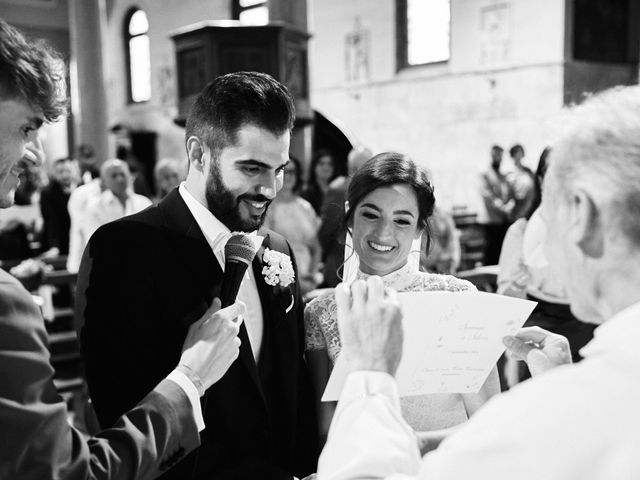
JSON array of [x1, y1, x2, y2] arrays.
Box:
[[232, 0, 268, 25], [125, 8, 151, 103]]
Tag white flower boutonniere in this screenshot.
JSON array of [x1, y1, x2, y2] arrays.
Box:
[[261, 248, 295, 287]]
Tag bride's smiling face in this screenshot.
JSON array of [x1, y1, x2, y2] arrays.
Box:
[[351, 184, 422, 276]]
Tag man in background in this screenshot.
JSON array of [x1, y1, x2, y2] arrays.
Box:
[[479, 144, 514, 265], [82, 158, 152, 239], [507, 144, 535, 221], [40, 156, 78, 257]]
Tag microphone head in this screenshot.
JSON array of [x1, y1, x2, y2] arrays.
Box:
[[225, 234, 259, 266]]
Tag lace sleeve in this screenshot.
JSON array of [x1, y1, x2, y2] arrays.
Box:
[[445, 276, 477, 292], [304, 296, 328, 352], [416, 272, 478, 292]]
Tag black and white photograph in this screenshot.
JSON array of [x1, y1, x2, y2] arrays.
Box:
[[0, 0, 639, 478]]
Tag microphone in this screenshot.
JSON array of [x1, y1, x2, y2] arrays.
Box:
[[220, 234, 260, 308]]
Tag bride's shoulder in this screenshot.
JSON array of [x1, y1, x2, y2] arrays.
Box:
[[416, 271, 477, 292], [304, 289, 336, 316]]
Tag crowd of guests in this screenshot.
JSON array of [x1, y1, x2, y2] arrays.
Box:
[[1, 114, 534, 300], [479, 143, 539, 265], [0, 145, 185, 273]]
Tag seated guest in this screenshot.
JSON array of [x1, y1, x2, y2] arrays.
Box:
[[264, 155, 322, 293], [153, 157, 184, 203], [318, 86, 640, 479], [419, 206, 461, 275], [83, 159, 151, 240], [39, 156, 78, 257], [305, 152, 499, 448]]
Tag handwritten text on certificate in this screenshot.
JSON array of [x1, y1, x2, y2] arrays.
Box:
[[323, 291, 536, 400]]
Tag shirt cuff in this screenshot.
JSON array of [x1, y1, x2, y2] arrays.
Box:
[[167, 369, 205, 432], [339, 371, 402, 410]]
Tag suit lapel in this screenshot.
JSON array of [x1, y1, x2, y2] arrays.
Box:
[[253, 231, 299, 425], [235, 309, 264, 405], [158, 191, 270, 405], [157, 191, 223, 325], [251, 233, 277, 333]]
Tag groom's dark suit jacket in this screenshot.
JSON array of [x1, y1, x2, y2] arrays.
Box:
[[77, 189, 318, 479]]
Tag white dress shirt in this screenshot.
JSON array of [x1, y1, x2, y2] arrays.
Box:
[[179, 183, 264, 361], [83, 189, 152, 241], [318, 302, 640, 480], [166, 369, 205, 431], [66, 179, 102, 273]]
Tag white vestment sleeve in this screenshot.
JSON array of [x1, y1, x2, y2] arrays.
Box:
[[318, 371, 422, 480]]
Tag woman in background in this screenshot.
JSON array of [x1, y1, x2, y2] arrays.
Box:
[[264, 156, 322, 294], [303, 149, 336, 215]]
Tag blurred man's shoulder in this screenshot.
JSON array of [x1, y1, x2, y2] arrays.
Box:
[[328, 175, 348, 192], [91, 205, 161, 243]]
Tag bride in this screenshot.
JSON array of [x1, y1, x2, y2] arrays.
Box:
[[304, 152, 500, 450]]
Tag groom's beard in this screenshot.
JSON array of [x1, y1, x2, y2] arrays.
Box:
[[205, 161, 271, 232]]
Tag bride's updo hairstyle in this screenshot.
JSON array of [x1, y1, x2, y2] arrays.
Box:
[[344, 151, 436, 233]]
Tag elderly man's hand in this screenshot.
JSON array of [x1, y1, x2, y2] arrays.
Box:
[[503, 327, 572, 377], [335, 276, 403, 376]]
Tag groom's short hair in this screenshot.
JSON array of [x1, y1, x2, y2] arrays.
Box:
[[0, 18, 67, 122], [184, 71, 295, 160]]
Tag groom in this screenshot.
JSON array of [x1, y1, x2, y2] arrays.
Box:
[[78, 72, 318, 479]]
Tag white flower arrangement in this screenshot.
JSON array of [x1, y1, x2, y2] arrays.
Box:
[[261, 248, 295, 287]]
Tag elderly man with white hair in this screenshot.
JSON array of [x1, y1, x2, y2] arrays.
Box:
[[318, 86, 640, 480], [82, 159, 152, 240]]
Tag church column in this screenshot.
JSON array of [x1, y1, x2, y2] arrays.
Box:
[[68, 0, 110, 163]]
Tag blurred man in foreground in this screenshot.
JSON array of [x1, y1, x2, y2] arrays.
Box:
[[319, 86, 640, 479], [0, 17, 243, 480]]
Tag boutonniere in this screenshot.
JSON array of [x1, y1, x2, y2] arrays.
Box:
[[261, 248, 295, 288]]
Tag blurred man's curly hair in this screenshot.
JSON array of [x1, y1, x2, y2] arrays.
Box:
[[0, 18, 67, 121]]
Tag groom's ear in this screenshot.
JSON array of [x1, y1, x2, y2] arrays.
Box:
[[186, 136, 206, 172]]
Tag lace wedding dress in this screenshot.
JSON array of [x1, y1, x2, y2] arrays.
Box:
[[305, 263, 498, 431]]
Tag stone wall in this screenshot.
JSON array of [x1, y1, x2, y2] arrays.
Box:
[[309, 0, 566, 213]]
